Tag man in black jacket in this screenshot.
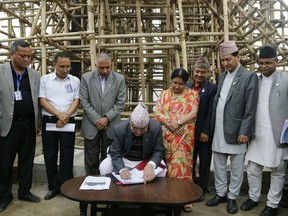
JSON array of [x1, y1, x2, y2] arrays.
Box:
[[187, 56, 217, 201]]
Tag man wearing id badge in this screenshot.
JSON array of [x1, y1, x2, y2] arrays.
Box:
[[0, 40, 41, 212], [39, 52, 80, 200]]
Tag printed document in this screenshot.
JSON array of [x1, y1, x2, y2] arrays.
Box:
[[80, 176, 111, 190]]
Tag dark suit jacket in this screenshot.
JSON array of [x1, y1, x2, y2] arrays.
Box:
[[109, 119, 164, 174], [211, 65, 259, 144], [187, 81, 217, 140]]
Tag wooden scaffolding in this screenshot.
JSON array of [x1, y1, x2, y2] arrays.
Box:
[[0, 0, 287, 114]]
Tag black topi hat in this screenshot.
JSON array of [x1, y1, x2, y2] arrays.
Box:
[[259, 45, 277, 58]]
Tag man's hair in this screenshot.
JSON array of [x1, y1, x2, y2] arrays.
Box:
[[10, 40, 30, 53], [53, 52, 71, 64], [96, 52, 112, 63], [231, 51, 239, 57], [194, 56, 210, 70]]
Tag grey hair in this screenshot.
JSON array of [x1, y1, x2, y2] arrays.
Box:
[[194, 56, 210, 70], [96, 52, 112, 63]]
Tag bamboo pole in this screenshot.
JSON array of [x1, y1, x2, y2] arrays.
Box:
[[87, 0, 96, 71], [178, 0, 187, 70], [40, 0, 47, 76], [223, 0, 229, 41], [172, 2, 180, 68], [136, 0, 146, 101]]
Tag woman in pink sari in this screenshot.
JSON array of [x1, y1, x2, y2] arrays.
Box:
[[154, 68, 199, 212]]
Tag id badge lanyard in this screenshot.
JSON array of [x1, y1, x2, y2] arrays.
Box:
[[14, 69, 25, 101]]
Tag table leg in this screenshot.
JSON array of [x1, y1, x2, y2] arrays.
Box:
[[90, 203, 97, 216], [165, 206, 172, 216], [172, 206, 182, 216], [79, 202, 88, 216]]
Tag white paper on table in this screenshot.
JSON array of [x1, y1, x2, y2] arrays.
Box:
[[111, 166, 164, 185], [46, 123, 76, 132], [80, 176, 111, 190]]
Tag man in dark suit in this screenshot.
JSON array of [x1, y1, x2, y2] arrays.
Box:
[[80, 52, 126, 175], [206, 41, 258, 214], [78, 103, 165, 216], [187, 57, 217, 201], [0, 40, 41, 212], [100, 102, 166, 183]]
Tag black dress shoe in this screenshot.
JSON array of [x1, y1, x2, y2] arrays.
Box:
[[206, 194, 227, 206], [0, 197, 12, 212], [227, 199, 238, 214], [19, 192, 41, 203], [260, 206, 278, 216], [44, 190, 60, 200], [240, 198, 258, 211]]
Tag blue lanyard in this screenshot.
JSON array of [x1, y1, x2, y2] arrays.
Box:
[[15, 69, 26, 91]]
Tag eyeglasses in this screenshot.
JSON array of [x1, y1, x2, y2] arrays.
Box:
[[172, 81, 186, 87], [58, 65, 72, 70], [98, 66, 110, 70]]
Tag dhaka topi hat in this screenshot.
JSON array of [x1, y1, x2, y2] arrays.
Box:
[[194, 56, 210, 70], [259, 45, 277, 59], [219, 41, 238, 57], [130, 102, 149, 128]]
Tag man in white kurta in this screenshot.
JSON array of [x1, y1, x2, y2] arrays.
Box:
[[240, 45, 288, 216]]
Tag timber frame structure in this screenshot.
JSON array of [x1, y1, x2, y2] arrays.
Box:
[[0, 0, 288, 114]]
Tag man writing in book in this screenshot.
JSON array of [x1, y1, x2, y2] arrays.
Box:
[[100, 102, 167, 184]]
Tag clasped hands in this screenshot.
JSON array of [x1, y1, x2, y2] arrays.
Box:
[[96, 117, 109, 131], [119, 163, 155, 184], [165, 119, 183, 136], [56, 112, 70, 128]]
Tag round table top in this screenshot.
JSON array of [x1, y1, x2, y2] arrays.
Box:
[[61, 176, 203, 206]]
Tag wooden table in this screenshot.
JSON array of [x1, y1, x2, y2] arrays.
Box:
[[61, 176, 203, 216]]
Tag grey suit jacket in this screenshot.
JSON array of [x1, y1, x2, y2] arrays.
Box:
[[211, 64, 259, 144], [109, 119, 165, 174], [0, 62, 40, 137], [263, 70, 288, 146], [80, 70, 126, 139]]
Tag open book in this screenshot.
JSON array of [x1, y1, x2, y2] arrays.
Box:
[[108, 159, 166, 185], [280, 119, 288, 145]]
